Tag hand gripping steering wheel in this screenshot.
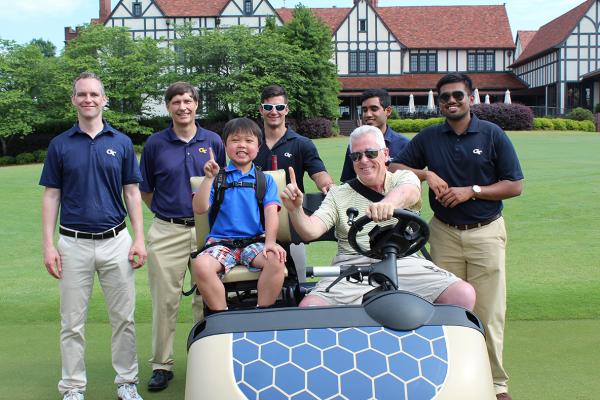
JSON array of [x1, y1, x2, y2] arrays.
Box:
[[347, 208, 430, 260]]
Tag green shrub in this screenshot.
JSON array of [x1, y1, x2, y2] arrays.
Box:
[[15, 153, 36, 165], [533, 118, 554, 130], [594, 103, 600, 114], [472, 103, 534, 130], [551, 119, 567, 130], [564, 119, 580, 130], [389, 108, 399, 120], [0, 156, 16, 166], [388, 117, 444, 133], [133, 144, 144, 154], [565, 107, 593, 121], [579, 120, 596, 132], [33, 149, 47, 163]]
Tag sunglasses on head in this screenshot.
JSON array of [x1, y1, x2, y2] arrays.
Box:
[[349, 148, 383, 162], [439, 90, 467, 103], [261, 103, 287, 112]]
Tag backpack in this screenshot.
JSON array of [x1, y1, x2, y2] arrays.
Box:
[[208, 167, 267, 229]]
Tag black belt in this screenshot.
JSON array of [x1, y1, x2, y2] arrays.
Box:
[[156, 214, 195, 227], [59, 221, 126, 240], [436, 214, 501, 231]]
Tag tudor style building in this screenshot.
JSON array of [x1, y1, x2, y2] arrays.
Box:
[[66, 0, 600, 116], [511, 0, 600, 115]]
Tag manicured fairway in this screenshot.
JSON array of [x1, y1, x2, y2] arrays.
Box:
[[0, 131, 598, 399]]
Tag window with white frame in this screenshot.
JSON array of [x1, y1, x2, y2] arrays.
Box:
[[410, 52, 436, 72], [467, 51, 495, 71], [349, 50, 377, 74]]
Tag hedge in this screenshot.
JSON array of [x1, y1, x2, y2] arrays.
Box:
[[297, 117, 336, 139], [387, 117, 444, 133], [533, 118, 595, 132], [471, 103, 534, 130]]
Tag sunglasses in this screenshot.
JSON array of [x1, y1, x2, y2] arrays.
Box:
[[439, 90, 467, 103], [349, 148, 383, 162], [261, 103, 287, 112]]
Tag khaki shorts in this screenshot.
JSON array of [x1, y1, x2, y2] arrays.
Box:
[[310, 253, 459, 305]]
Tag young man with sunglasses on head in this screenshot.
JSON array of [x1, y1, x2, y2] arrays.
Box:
[[139, 82, 226, 392], [281, 125, 476, 310], [390, 72, 523, 400], [340, 88, 409, 182], [254, 84, 335, 282]]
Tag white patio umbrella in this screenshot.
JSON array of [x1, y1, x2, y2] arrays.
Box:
[[504, 89, 512, 104], [427, 89, 435, 111], [473, 88, 481, 105], [408, 94, 416, 114], [484, 94, 490, 104]]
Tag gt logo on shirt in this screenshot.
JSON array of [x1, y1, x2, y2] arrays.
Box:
[[199, 147, 207, 153], [472, 148, 483, 155], [106, 149, 117, 156], [284, 152, 292, 158]]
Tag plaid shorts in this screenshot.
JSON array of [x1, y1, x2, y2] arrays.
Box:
[[199, 237, 264, 275]]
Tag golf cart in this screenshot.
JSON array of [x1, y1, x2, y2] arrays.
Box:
[[185, 172, 495, 399]]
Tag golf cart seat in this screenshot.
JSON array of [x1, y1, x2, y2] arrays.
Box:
[[190, 169, 294, 306]]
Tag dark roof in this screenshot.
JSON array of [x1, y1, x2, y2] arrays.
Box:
[[515, 30, 537, 54], [154, 0, 229, 17], [338, 73, 527, 92], [376, 6, 515, 49], [511, 0, 595, 66], [276, 7, 351, 32]]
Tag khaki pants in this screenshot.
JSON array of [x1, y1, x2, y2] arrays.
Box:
[[429, 216, 508, 394], [147, 218, 203, 371], [57, 230, 138, 395]]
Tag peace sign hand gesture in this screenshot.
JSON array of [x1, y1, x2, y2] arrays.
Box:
[[280, 167, 304, 211], [203, 147, 220, 179]]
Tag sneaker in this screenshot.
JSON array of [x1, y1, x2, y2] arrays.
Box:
[[63, 391, 84, 400], [496, 393, 512, 400], [117, 384, 143, 400]]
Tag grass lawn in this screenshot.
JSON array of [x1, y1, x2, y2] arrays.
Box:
[[0, 131, 599, 399]]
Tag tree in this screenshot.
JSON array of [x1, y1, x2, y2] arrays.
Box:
[[279, 6, 340, 120], [29, 38, 56, 57]]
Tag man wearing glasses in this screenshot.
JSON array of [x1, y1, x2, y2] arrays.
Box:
[[255, 84, 335, 281], [390, 72, 523, 400], [280, 125, 475, 310], [340, 88, 409, 182]]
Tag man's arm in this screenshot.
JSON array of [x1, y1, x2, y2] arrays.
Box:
[[366, 180, 421, 222], [438, 179, 523, 208], [310, 171, 335, 194], [281, 167, 329, 241], [123, 183, 147, 269], [42, 187, 62, 279], [390, 162, 448, 199]]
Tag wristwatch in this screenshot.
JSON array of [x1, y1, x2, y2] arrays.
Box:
[[471, 185, 481, 200]]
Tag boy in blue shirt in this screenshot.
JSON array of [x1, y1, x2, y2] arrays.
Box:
[[192, 118, 287, 313]]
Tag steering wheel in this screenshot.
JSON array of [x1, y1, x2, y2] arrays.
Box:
[[347, 209, 429, 260]]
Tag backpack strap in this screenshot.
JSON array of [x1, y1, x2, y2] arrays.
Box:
[[208, 169, 227, 228], [255, 168, 266, 229]]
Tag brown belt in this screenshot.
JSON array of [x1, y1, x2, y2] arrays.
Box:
[[437, 214, 501, 231]]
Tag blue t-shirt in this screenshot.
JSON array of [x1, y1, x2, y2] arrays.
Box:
[[255, 128, 327, 193], [340, 126, 410, 182], [39, 122, 142, 232], [139, 124, 225, 218], [395, 114, 524, 225], [208, 162, 281, 239]]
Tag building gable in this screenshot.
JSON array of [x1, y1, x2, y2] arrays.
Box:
[[512, 0, 596, 66]]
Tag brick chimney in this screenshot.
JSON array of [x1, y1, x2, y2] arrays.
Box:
[[99, 0, 111, 22], [370, 0, 379, 7]]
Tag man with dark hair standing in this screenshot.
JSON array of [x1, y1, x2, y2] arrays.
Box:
[[254, 84, 334, 281], [139, 82, 225, 392], [391, 72, 523, 400], [41, 72, 146, 400], [340, 88, 409, 182]]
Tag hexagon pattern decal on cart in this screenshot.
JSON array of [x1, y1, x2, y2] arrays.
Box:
[[232, 326, 448, 400]]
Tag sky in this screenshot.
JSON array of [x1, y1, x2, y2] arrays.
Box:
[[0, 0, 587, 53]]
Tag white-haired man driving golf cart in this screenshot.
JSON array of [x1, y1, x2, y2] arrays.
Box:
[[280, 125, 476, 309]]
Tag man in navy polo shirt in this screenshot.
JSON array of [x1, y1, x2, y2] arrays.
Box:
[[139, 82, 225, 392], [41, 72, 146, 400], [254, 84, 334, 282], [391, 72, 523, 400], [340, 88, 409, 182]]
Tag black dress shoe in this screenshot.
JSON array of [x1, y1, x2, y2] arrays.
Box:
[[148, 369, 174, 391]]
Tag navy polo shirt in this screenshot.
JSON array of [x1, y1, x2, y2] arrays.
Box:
[[39, 122, 142, 232], [139, 123, 225, 218], [395, 114, 523, 225], [340, 126, 410, 182], [255, 128, 327, 193], [208, 162, 280, 240]]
